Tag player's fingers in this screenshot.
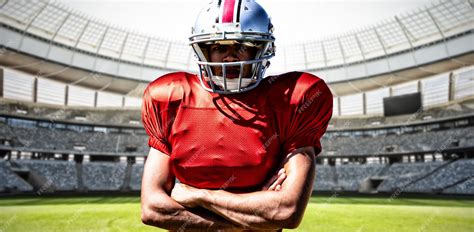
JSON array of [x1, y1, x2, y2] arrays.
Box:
[[264, 168, 286, 190], [268, 175, 280, 190], [264, 175, 278, 189], [276, 185, 281, 191], [278, 168, 286, 176], [274, 172, 286, 186], [268, 172, 286, 191], [268, 184, 276, 191], [268, 177, 279, 190], [265, 170, 282, 188]]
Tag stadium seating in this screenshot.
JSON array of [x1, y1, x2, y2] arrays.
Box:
[[2, 121, 473, 156], [15, 160, 78, 191], [0, 100, 141, 126], [336, 164, 386, 191], [329, 99, 474, 129], [321, 127, 474, 156], [130, 164, 144, 191], [377, 161, 446, 192], [0, 125, 14, 140], [1, 124, 149, 153], [314, 165, 336, 191], [0, 160, 33, 192], [82, 162, 127, 191], [1, 159, 474, 195], [442, 177, 474, 195], [1, 98, 473, 129], [404, 159, 474, 193]]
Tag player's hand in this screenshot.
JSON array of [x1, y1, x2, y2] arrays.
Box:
[[261, 168, 286, 191], [171, 183, 203, 208]]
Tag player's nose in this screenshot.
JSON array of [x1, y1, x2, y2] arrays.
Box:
[[222, 48, 240, 62]]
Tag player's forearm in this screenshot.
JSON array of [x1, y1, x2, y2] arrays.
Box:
[[198, 189, 296, 230], [170, 148, 315, 230], [195, 150, 315, 230], [142, 192, 240, 231]]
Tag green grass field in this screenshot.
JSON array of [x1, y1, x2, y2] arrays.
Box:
[[0, 196, 473, 232]]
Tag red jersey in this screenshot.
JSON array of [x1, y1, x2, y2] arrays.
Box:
[[142, 72, 333, 191]]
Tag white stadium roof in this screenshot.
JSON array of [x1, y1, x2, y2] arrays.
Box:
[[0, 0, 472, 74], [0, 0, 472, 112]]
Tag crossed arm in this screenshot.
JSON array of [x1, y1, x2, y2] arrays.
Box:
[[141, 148, 239, 231], [141, 146, 316, 231]]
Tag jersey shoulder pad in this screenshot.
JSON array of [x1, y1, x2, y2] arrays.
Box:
[[265, 72, 327, 104], [145, 72, 194, 102]]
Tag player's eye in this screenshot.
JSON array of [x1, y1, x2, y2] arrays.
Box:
[[211, 45, 226, 52], [236, 45, 248, 53]]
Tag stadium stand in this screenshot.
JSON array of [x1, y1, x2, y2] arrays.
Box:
[[0, 99, 473, 196], [0, 160, 33, 192], [329, 98, 474, 129], [0, 99, 142, 126], [443, 177, 474, 195], [314, 165, 336, 191], [82, 162, 127, 191], [322, 126, 474, 156], [15, 159, 78, 191], [404, 159, 474, 193], [2, 121, 472, 157], [336, 164, 386, 191], [130, 164, 144, 191], [0, 123, 148, 153], [377, 161, 447, 193]]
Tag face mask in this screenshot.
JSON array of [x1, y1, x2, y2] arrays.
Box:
[[211, 75, 256, 91]]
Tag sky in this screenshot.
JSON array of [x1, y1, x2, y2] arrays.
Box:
[[57, 0, 434, 45]]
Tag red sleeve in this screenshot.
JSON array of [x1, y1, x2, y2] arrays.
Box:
[[282, 78, 333, 156], [141, 86, 172, 156]]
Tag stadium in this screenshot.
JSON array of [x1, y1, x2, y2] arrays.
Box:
[[0, 0, 473, 231]]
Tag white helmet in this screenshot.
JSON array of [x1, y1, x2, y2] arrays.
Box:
[[189, 0, 275, 94]]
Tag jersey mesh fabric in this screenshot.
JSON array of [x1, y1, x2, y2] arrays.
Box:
[[142, 71, 333, 191]]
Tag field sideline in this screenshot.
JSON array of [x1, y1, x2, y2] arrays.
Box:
[[0, 196, 473, 232]]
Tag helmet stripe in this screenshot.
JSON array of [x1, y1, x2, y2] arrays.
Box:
[[236, 0, 242, 22], [222, 0, 236, 23]]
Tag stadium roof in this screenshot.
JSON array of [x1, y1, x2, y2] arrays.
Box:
[[0, 0, 472, 97], [1, 0, 472, 74]]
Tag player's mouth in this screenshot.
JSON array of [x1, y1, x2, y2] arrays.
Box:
[[224, 69, 240, 79]]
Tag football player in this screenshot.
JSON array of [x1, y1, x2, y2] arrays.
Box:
[[141, 0, 333, 231]]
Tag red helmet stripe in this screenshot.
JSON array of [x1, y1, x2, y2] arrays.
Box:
[[222, 0, 236, 23]]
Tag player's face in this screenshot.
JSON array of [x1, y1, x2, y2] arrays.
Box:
[[208, 44, 257, 79]]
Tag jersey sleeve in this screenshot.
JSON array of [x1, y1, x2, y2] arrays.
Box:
[[282, 78, 333, 156], [141, 86, 172, 156]]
